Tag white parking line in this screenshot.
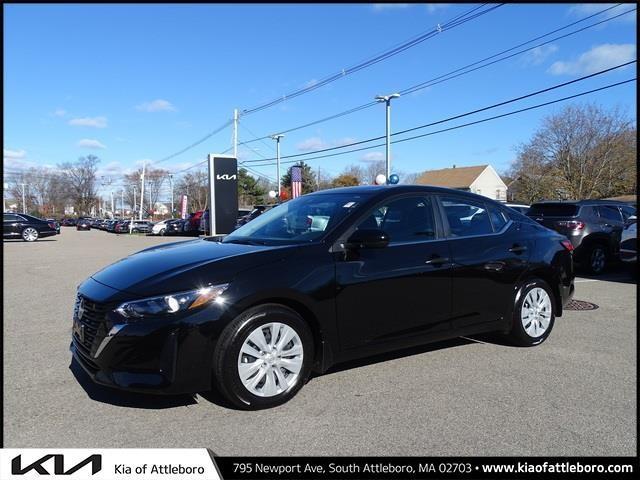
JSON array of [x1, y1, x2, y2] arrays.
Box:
[[575, 279, 600, 283]]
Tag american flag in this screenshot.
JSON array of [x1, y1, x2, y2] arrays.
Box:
[[291, 166, 303, 199]]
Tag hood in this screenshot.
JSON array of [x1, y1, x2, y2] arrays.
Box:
[[91, 238, 290, 296]]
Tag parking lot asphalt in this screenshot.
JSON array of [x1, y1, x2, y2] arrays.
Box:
[[3, 228, 636, 455]]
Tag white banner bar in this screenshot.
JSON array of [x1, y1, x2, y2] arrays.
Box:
[[0, 449, 221, 480]]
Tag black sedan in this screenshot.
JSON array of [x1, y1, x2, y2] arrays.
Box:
[[76, 218, 91, 231], [164, 218, 187, 235], [3, 213, 58, 241], [70, 186, 575, 409]]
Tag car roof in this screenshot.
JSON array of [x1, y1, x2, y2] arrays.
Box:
[[310, 184, 508, 204], [532, 199, 632, 206]]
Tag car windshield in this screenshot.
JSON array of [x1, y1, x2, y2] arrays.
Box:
[[223, 193, 368, 245]]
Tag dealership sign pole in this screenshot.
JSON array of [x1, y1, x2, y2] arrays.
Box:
[[207, 154, 238, 237]]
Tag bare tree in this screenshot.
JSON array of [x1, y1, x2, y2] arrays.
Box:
[[175, 170, 209, 212], [58, 155, 100, 215], [509, 103, 636, 202]]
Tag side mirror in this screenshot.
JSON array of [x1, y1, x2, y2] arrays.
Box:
[[624, 215, 636, 227], [345, 229, 390, 249]]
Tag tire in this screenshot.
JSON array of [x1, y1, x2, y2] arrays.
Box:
[[132, 229, 139, 234], [22, 227, 39, 242], [585, 244, 607, 275], [506, 278, 555, 347], [159, 228, 166, 236], [213, 304, 314, 410]]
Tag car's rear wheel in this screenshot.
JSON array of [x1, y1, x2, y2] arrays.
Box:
[[586, 245, 607, 275], [506, 278, 555, 346], [22, 227, 39, 242], [132, 228, 139, 233], [213, 304, 314, 410], [159, 228, 166, 236]]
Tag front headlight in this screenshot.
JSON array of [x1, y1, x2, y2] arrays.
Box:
[[115, 284, 229, 319]]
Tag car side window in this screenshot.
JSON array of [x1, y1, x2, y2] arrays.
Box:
[[598, 206, 623, 222], [620, 205, 636, 221], [4, 214, 18, 222], [487, 205, 508, 231], [440, 196, 494, 237], [355, 195, 436, 243]]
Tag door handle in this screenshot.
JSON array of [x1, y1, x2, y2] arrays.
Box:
[[425, 255, 449, 266], [508, 244, 527, 254]]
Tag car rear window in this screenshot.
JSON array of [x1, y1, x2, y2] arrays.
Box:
[[528, 204, 579, 217]]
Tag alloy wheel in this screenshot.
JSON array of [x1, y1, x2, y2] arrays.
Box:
[[237, 322, 304, 397], [590, 247, 606, 273], [22, 228, 38, 242], [521, 287, 552, 338]]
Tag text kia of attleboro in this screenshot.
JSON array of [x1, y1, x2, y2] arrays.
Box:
[[70, 186, 575, 409]]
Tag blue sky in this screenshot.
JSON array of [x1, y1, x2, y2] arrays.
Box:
[[3, 3, 637, 194]]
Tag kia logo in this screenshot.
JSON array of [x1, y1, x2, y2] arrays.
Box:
[[12, 454, 102, 475], [216, 174, 237, 180]]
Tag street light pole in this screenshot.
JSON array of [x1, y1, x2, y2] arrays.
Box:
[[20, 183, 27, 213], [139, 161, 146, 221], [110, 191, 114, 217], [168, 174, 174, 217], [375, 93, 400, 182], [133, 185, 137, 217], [271, 134, 284, 197]]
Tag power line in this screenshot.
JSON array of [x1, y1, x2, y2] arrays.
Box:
[[238, 3, 634, 146], [240, 4, 504, 116], [245, 78, 636, 167], [242, 61, 637, 164]]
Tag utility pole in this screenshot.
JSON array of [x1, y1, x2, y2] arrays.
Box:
[[120, 190, 124, 216], [317, 166, 320, 189], [133, 185, 137, 218], [375, 93, 400, 182], [148, 177, 152, 220], [271, 134, 284, 197], [168, 174, 174, 217], [233, 109, 239, 159], [110, 191, 114, 217], [139, 161, 146, 220], [20, 183, 27, 213]]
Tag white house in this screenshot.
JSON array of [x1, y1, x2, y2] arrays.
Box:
[[415, 164, 507, 201]]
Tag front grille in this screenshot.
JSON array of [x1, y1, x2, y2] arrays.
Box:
[[73, 294, 110, 357]]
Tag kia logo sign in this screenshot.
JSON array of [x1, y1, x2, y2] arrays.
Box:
[[216, 174, 237, 180], [12, 454, 102, 475]]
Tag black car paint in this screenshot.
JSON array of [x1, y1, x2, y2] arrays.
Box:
[[3, 213, 58, 239], [71, 186, 574, 394]]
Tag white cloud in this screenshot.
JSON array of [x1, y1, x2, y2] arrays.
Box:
[[426, 4, 449, 14], [77, 139, 106, 149], [568, 4, 636, 24], [53, 108, 67, 117], [4, 148, 27, 159], [136, 99, 176, 112], [96, 161, 124, 177], [69, 116, 108, 128], [303, 79, 319, 89], [548, 43, 636, 75], [372, 4, 411, 11], [296, 137, 358, 152], [361, 152, 385, 163], [297, 137, 328, 152], [521, 44, 558, 66]]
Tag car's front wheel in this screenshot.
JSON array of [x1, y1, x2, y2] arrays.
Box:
[[159, 228, 166, 236], [506, 278, 555, 346], [22, 227, 39, 242], [214, 304, 314, 410]]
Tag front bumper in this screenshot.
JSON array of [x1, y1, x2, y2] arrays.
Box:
[[69, 280, 230, 395]]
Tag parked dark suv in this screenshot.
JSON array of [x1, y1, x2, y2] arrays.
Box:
[[527, 200, 636, 274]]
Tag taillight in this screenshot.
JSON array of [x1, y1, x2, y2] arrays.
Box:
[[556, 220, 585, 230], [560, 239, 574, 252]]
